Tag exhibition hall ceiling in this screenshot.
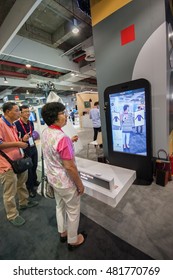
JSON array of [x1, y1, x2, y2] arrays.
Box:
[[0, 0, 96, 98]]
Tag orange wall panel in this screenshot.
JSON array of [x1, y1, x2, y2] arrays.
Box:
[[90, 0, 133, 26]]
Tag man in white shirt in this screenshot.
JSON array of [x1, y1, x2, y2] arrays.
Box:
[[89, 101, 101, 141]]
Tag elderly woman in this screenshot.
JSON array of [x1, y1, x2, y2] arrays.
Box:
[[41, 102, 86, 250]]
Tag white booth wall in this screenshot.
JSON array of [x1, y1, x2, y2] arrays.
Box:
[[76, 91, 99, 128]]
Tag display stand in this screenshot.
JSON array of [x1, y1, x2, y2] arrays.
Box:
[[38, 157, 136, 207]]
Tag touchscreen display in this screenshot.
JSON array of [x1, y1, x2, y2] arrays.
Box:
[[109, 87, 147, 156]]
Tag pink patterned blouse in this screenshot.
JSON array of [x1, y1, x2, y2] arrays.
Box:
[[41, 125, 76, 189]]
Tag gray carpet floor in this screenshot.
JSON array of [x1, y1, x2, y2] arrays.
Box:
[[0, 191, 152, 260]]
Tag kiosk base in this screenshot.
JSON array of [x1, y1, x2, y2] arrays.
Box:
[[38, 157, 136, 208], [133, 178, 153, 185], [76, 157, 136, 207]]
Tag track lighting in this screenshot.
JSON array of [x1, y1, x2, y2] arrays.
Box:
[[3, 77, 8, 84]]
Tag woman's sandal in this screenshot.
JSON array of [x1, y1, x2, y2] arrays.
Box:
[[60, 236, 67, 243], [68, 231, 87, 251], [60, 231, 67, 243]]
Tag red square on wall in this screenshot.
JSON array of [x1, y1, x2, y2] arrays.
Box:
[[121, 24, 135, 46]]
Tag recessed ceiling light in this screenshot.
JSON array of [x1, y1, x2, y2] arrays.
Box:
[[72, 27, 79, 34]]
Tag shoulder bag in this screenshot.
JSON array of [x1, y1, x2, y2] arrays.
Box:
[[0, 150, 33, 174], [155, 149, 172, 184]]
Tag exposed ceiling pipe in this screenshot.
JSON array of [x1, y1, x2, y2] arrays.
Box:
[[0, 70, 28, 78], [60, 42, 82, 57], [0, 60, 62, 76], [73, 54, 86, 62]]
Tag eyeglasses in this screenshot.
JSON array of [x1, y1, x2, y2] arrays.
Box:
[[21, 110, 30, 114]]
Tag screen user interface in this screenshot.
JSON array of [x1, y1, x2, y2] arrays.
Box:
[[109, 87, 147, 156]]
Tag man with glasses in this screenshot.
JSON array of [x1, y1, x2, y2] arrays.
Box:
[[0, 102, 38, 226], [15, 105, 40, 197]]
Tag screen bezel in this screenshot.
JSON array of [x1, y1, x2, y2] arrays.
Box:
[[104, 79, 153, 184]]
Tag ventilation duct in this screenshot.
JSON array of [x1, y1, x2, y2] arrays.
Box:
[[84, 46, 95, 62]]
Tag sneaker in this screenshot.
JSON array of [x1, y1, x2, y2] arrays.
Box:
[[29, 191, 36, 198], [9, 215, 25, 226], [19, 200, 39, 210], [34, 181, 40, 187]]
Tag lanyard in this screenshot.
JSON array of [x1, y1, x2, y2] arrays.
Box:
[[19, 119, 32, 135]]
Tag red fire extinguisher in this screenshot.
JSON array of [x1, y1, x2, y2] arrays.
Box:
[[169, 153, 173, 175]]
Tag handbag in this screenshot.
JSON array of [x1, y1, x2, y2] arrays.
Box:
[[0, 150, 33, 174], [37, 151, 54, 199], [155, 149, 172, 182]]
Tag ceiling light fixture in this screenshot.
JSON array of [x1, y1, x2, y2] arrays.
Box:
[[72, 27, 79, 34], [71, 72, 78, 76], [3, 77, 8, 84], [26, 63, 31, 68], [26, 90, 29, 94], [72, 19, 79, 34]]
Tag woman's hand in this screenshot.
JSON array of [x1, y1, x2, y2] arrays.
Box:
[[62, 159, 84, 195], [77, 184, 84, 195], [71, 135, 78, 142]]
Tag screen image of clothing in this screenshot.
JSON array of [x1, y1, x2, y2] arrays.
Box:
[[134, 110, 144, 134], [121, 112, 133, 148], [121, 112, 133, 132], [136, 114, 143, 121]]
